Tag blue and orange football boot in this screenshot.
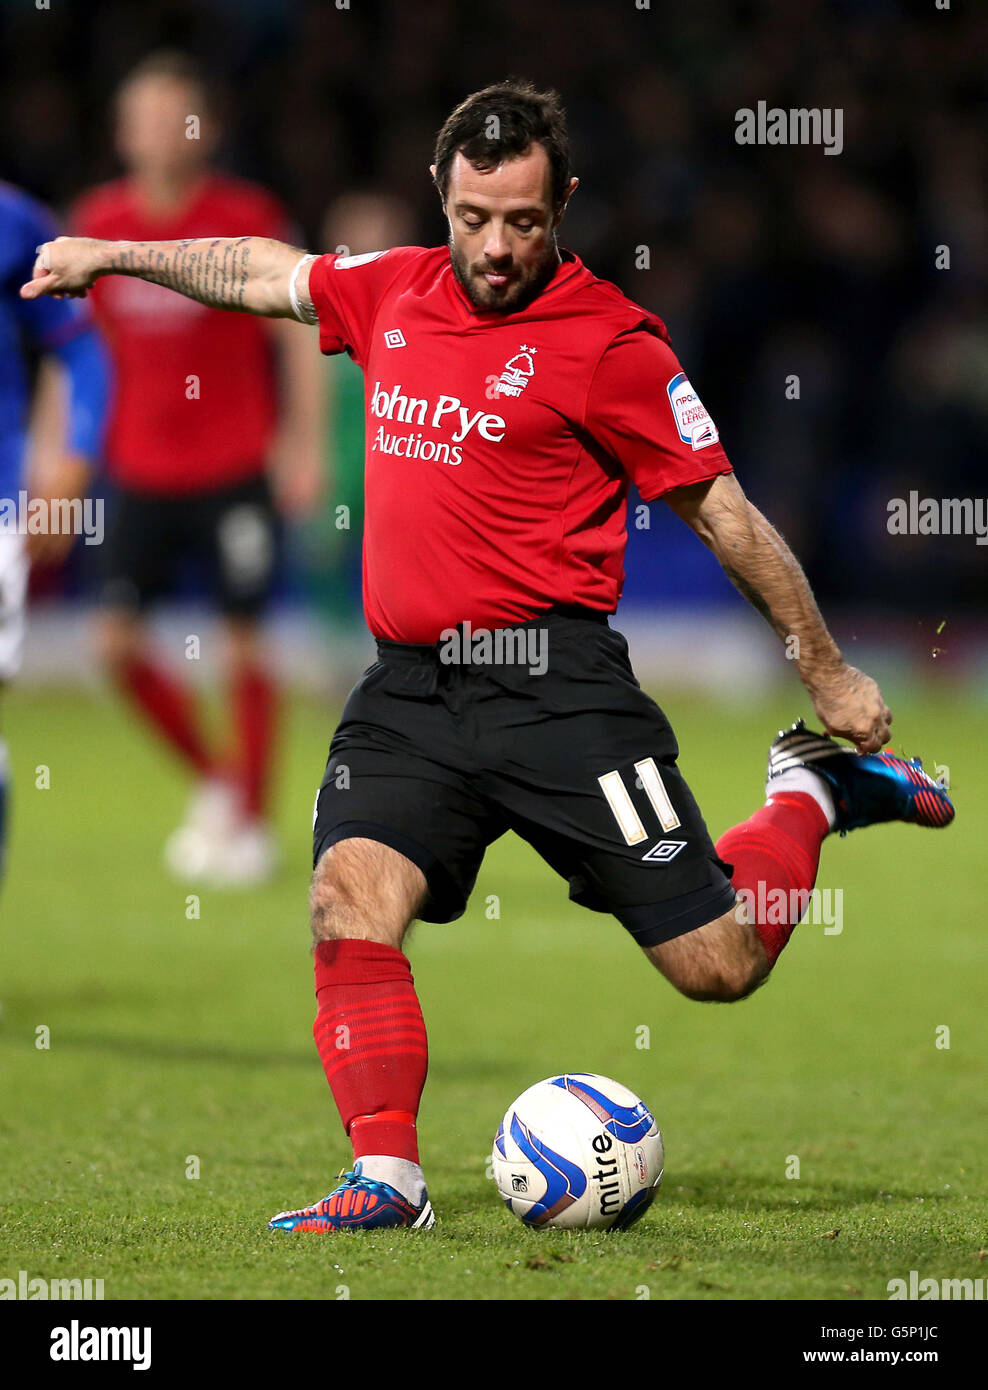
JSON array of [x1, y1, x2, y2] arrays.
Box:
[[268, 1161, 436, 1233], [767, 719, 955, 835]]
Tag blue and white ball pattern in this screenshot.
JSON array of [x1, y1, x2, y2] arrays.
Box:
[[492, 1073, 664, 1230]]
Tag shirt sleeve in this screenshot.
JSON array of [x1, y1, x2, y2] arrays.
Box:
[[307, 246, 422, 363], [584, 329, 733, 501]]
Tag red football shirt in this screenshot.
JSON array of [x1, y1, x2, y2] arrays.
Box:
[[308, 246, 732, 642], [73, 174, 291, 494]]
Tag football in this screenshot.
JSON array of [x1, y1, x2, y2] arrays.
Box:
[[492, 1072, 664, 1230]]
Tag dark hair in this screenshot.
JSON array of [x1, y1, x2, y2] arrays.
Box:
[[117, 49, 212, 111], [433, 80, 571, 210]]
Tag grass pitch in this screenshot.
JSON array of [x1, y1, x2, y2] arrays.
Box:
[[0, 680, 983, 1301]]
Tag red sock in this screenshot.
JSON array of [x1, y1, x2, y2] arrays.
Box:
[[715, 792, 829, 968], [118, 655, 214, 776], [232, 664, 277, 821], [313, 940, 428, 1163]]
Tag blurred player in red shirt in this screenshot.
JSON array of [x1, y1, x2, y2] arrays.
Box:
[[73, 52, 323, 885]]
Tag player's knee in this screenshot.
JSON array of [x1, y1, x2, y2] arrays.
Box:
[[95, 610, 142, 674], [677, 954, 768, 1003], [222, 617, 263, 676], [308, 838, 423, 948], [309, 849, 359, 943], [647, 909, 769, 1003]]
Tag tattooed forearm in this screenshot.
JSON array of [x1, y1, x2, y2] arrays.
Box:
[[99, 234, 309, 316], [21, 232, 307, 319], [665, 475, 890, 746], [721, 563, 788, 638], [716, 510, 843, 676], [112, 237, 254, 310], [667, 475, 843, 676]]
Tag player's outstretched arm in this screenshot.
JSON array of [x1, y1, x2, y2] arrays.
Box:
[[665, 472, 892, 753], [19, 235, 315, 319]]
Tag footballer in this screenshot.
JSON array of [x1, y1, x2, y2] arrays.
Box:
[[22, 81, 955, 1232], [0, 180, 110, 887], [72, 52, 324, 887]]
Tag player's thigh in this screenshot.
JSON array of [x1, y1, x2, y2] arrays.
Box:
[[310, 836, 429, 947], [313, 758, 504, 933], [312, 656, 508, 934]]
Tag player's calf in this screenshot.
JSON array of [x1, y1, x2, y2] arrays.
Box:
[[653, 720, 958, 1003], [296, 836, 434, 1232]]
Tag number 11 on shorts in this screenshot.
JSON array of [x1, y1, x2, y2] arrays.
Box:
[[598, 758, 682, 845]]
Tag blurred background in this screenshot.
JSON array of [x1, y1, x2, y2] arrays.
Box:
[[2, 0, 985, 695]]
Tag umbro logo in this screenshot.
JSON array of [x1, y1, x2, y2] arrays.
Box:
[[641, 839, 687, 863], [383, 329, 406, 348]]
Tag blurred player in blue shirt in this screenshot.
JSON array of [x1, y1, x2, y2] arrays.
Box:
[[0, 180, 111, 884]]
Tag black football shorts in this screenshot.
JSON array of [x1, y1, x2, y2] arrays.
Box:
[[101, 472, 279, 618], [312, 608, 737, 947]]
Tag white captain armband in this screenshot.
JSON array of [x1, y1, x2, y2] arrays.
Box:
[[289, 253, 319, 324]]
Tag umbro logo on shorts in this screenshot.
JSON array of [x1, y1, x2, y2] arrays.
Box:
[[641, 839, 687, 863], [383, 329, 406, 348]]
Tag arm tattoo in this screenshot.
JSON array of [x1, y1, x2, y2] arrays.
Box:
[[113, 237, 253, 310], [721, 562, 789, 640]]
